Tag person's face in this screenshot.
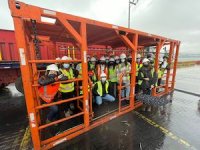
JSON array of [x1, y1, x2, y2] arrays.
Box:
[[49, 70, 57, 75], [136, 58, 140, 63], [121, 58, 125, 63]]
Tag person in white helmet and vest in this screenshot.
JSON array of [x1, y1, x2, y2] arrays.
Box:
[[59, 56, 76, 117], [38, 64, 66, 123], [135, 54, 143, 93], [108, 57, 118, 97], [97, 56, 108, 80], [92, 73, 115, 105], [118, 53, 131, 101], [88, 56, 98, 83], [138, 58, 157, 111]]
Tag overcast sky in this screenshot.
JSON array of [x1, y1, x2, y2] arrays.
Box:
[[0, 0, 200, 54]]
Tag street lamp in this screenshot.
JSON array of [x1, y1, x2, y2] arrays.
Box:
[[128, 0, 139, 28]]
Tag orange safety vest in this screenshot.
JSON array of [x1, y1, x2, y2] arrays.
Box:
[[97, 65, 108, 80], [38, 83, 59, 103]]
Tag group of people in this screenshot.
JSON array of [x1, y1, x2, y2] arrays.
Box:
[[38, 52, 169, 123]]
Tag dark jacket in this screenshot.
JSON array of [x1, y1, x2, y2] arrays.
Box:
[[38, 76, 55, 86], [138, 66, 157, 90]]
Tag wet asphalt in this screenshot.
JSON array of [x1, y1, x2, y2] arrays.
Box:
[[0, 65, 200, 150]]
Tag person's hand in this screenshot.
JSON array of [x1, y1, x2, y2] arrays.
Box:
[[144, 78, 149, 81], [58, 74, 64, 79]]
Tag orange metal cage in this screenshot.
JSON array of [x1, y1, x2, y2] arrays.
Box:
[[9, 0, 180, 149]]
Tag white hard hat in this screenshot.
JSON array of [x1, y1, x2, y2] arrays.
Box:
[[46, 64, 59, 72], [56, 57, 61, 60], [120, 53, 126, 59], [114, 56, 119, 60], [91, 57, 97, 62], [128, 55, 132, 58], [100, 56, 106, 61], [100, 72, 107, 78], [142, 58, 150, 64], [109, 57, 115, 62], [137, 54, 141, 58], [87, 55, 90, 58], [61, 56, 68, 60]]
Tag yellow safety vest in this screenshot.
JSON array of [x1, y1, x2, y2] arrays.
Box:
[[90, 63, 95, 70], [59, 68, 74, 93], [119, 63, 131, 81], [138, 69, 154, 86], [158, 68, 165, 79], [96, 81, 109, 96], [77, 64, 82, 78], [136, 63, 143, 76], [108, 67, 117, 82]]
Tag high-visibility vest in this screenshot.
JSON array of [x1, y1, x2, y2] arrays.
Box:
[[158, 68, 165, 79], [118, 63, 131, 81], [138, 68, 154, 86], [89, 63, 95, 70], [136, 63, 143, 76], [59, 68, 74, 93], [38, 83, 59, 103], [108, 66, 117, 82], [97, 65, 108, 80], [89, 64, 97, 82], [96, 81, 109, 96], [77, 63, 82, 78]]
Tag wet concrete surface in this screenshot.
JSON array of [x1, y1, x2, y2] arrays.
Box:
[[0, 84, 28, 150], [0, 66, 200, 150]]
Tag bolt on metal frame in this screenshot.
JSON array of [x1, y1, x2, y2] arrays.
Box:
[[9, 0, 180, 149]]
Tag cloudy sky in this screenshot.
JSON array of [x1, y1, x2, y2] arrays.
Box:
[[0, 0, 200, 54]]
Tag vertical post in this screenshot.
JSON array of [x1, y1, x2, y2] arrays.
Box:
[[130, 34, 138, 109], [171, 42, 180, 89], [152, 40, 165, 96], [165, 42, 174, 93], [13, 18, 41, 149], [152, 42, 160, 96], [128, 0, 131, 28], [80, 22, 90, 127]]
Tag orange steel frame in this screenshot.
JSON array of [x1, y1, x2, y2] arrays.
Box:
[[9, 0, 180, 149]]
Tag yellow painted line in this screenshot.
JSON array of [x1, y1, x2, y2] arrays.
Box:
[[134, 111, 197, 150], [20, 126, 31, 150]]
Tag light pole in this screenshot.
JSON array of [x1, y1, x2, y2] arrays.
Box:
[[128, 0, 139, 28]]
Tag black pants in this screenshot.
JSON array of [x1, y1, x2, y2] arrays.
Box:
[[60, 92, 75, 112], [142, 88, 151, 95], [110, 82, 117, 98]]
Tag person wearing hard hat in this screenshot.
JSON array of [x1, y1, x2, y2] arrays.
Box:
[[157, 56, 170, 90], [38, 64, 65, 123], [97, 56, 108, 80], [138, 58, 157, 111], [135, 54, 143, 93], [88, 56, 97, 83], [118, 53, 131, 101], [114, 55, 120, 69], [108, 57, 118, 97], [92, 73, 115, 105], [59, 56, 76, 117]]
